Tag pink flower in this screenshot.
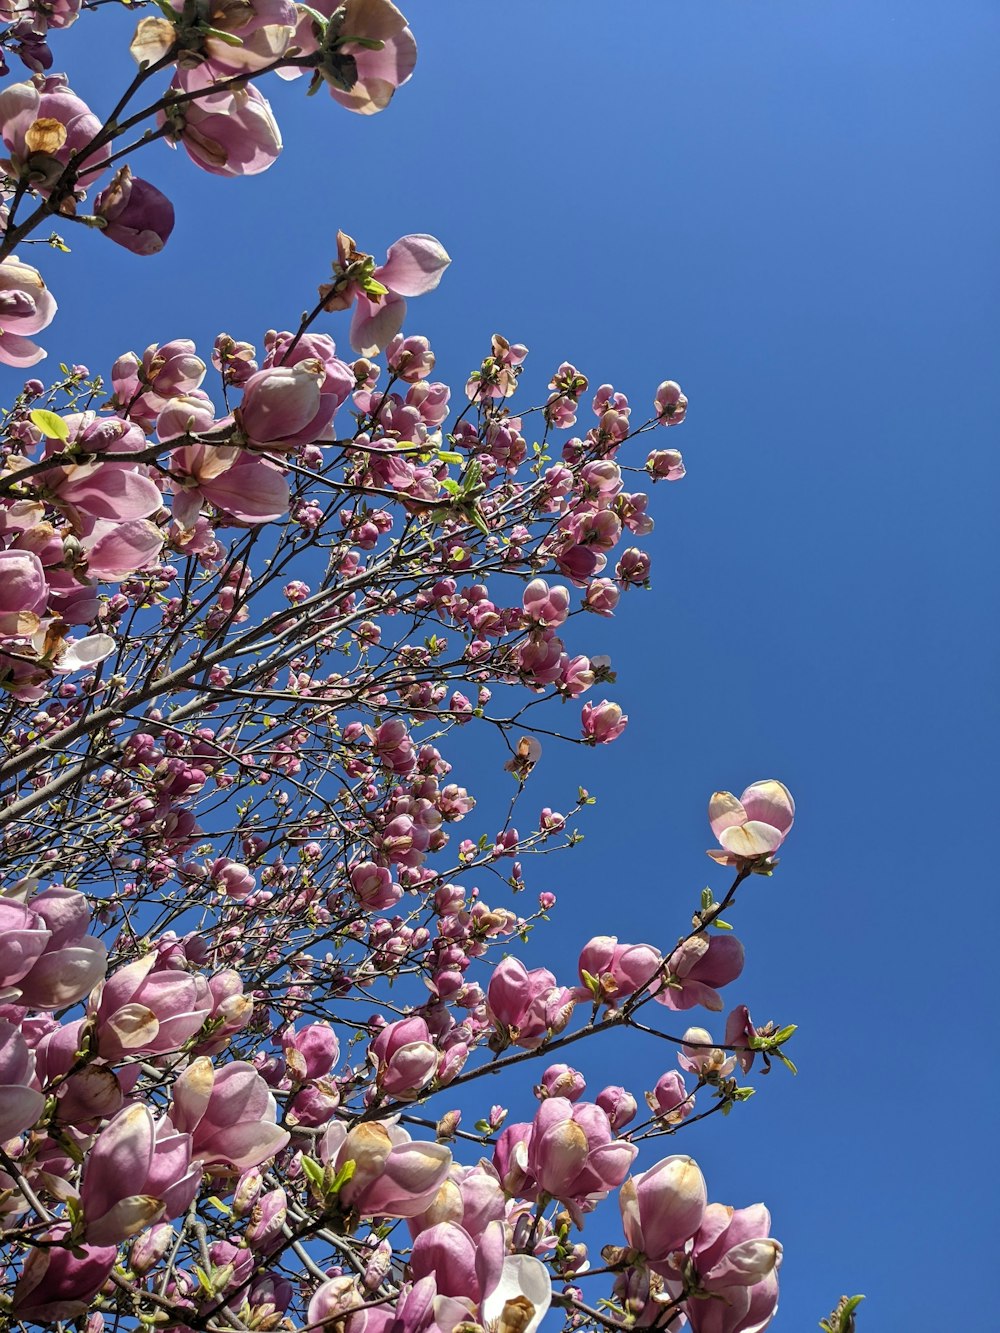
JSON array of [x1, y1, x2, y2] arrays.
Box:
[[172, 0, 296, 74], [0, 895, 51, 992], [576, 936, 661, 1005], [372, 1015, 439, 1098], [0, 73, 108, 192], [113, 339, 206, 426], [330, 231, 450, 356], [168, 1056, 290, 1171], [654, 933, 745, 1013], [654, 380, 688, 426], [407, 1162, 506, 1241], [584, 577, 620, 616], [685, 1203, 782, 1333], [678, 1026, 737, 1080], [486, 957, 575, 1050], [646, 1070, 693, 1125], [707, 780, 795, 866], [596, 1085, 638, 1130], [11, 885, 108, 1010], [283, 1022, 339, 1082], [581, 699, 627, 744], [11, 1225, 117, 1322], [79, 1104, 200, 1243], [236, 363, 328, 449], [0, 1019, 44, 1142], [79, 519, 164, 580], [170, 443, 290, 528], [319, 1118, 452, 1218], [0, 255, 57, 366], [0, 549, 48, 636], [537, 1063, 586, 1102], [526, 1097, 637, 1218], [92, 954, 211, 1060], [409, 1221, 478, 1299], [349, 861, 402, 911], [724, 1005, 759, 1074], [616, 547, 651, 587], [522, 578, 570, 628], [162, 66, 282, 177], [94, 166, 174, 256], [261, 330, 353, 445], [386, 333, 435, 381], [619, 1154, 707, 1264], [295, 0, 417, 115], [646, 447, 686, 482]]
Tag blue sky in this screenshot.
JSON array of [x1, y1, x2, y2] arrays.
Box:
[[17, 1, 1000, 1327]]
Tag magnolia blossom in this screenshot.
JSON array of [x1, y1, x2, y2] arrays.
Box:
[[0, 73, 108, 190], [525, 1096, 637, 1218], [0, 885, 107, 1009], [324, 230, 450, 356], [654, 379, 688, 425], [0, 255, 57, 366], [0, 1019, 44, 1141], [319, 1118, 452, 1218], [162, 67, 282, 177], [684, 1203, 782, 1333], [11, 1226, 118, 1322], [621, 1155, 708, 1266], [486, 956, 575, 1050], [288, 0, 417, 115], [372, 1016, 439, 1098], [707, 780, 795, 865], [582, 698, 628, 744], [94, 166, 174, 256], [167, 1057, 290, 1171], [0, 548, 47, 636], [172, 0, 297, 75], [92, 954, 211, 1060], [79, 1104, 201, 1243], [655, 932, 746, 1012]]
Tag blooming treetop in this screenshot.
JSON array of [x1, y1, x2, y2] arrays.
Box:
[[0, 3, 862, 1332]]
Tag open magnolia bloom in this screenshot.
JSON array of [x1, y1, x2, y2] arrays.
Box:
[[480, 1253, 552, 1333], [707, 780, 795, 866]]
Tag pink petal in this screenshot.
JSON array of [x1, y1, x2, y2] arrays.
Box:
[[377, 234, 451, 297], [719, 822, 783, 858], [0, 332, 46, 367], [0, 1084, 44, 1141], [202, 459, 289, 521], [350, 291, 406, 356], [740, 780, 795, 835], [708, 790, 747, 840]]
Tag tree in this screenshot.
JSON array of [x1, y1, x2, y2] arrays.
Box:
[[0, 2, 858, 1329]]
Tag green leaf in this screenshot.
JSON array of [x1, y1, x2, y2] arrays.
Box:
[[713, 917, 734, 930], [436, 450, 463, 464], [193, 1265, 215, 1295], [468, 505, 490, 536], [200, 24, 244, 44], [299, 1154, 325, 1188], [29, 409, 69, 441], [329, 1158, 356, 1194], [819, 1294, 865, 1333]]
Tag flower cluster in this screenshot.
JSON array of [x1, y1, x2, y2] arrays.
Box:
[[0, 3, 817, 1331]]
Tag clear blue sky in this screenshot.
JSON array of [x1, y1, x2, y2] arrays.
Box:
[[23, 2, 1000, 1327]]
